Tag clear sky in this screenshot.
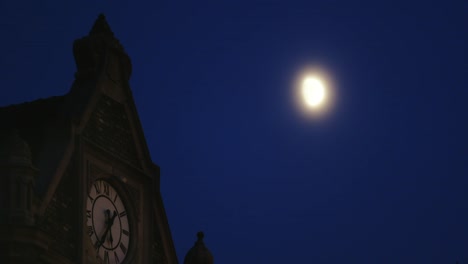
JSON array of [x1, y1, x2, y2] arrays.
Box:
[[1, 0, 467, 263]]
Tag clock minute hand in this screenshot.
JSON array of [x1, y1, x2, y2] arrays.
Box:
[[108, 211, 117, 245], [95, 227, 109, 250]]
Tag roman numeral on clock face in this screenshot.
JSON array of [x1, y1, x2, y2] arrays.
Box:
[[114, 251, 120, 263], [119, 211, 127, 218], [94, 181, 102, 194], [103, 250, 109, 264], [87, 225, 94, 236], [103, 182, 110, 196], [120, 242, 127, 254]]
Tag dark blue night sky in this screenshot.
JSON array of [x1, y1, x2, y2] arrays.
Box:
[[1, 0, 467, 263]]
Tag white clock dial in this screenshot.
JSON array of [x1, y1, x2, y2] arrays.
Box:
[[86, 179, 130, 264]]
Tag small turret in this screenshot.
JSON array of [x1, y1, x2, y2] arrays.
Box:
[[184, 232, 214, 264], [0, 129, 37, 225]]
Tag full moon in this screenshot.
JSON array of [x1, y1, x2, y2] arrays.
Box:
[[302, 76, 326, 108], [293, 67, 335, 118]]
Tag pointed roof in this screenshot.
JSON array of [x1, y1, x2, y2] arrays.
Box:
[[89, 13, 114, 37], [73, 13, 131, 81]]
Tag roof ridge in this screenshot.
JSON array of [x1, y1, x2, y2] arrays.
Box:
[[0, 95, 65, 110]]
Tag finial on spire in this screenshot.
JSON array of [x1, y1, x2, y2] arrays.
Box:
[[197, 231, 204, 241], [89, 13, 114, 37]]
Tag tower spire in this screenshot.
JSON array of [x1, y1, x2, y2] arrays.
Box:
[[72, 14, 132, 81], [89, 13, 114, 37]]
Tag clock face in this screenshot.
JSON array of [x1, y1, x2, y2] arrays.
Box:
[[86, 179, 130, 263]]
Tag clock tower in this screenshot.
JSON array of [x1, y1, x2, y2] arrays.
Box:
[[0, 14, 178, 263]]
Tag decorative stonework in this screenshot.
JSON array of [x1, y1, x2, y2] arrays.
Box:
[[86, 162, 104, 191], [83, 95, 141, 169], [38, 169, 78, 261], [125, 184, 141, 218]]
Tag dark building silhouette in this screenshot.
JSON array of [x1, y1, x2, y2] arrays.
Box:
[[0, 14, 214, 264]]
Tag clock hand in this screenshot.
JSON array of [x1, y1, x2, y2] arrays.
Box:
[[100, 210, 118, 247], [110, 210, 117, 225], [109, 226, 114, 245], [109, 211, 117, 246], [96, 210, 112, 249]]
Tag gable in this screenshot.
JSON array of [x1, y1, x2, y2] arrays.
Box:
[[82, 94, 141, 169]]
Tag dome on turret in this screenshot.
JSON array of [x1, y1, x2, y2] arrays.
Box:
[[184, 232, 214, 264], [0, 129, 32, 166]]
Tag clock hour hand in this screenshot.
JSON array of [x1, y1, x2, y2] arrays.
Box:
[[109, 227, 114, 245], [110, 210, 117, 225]]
